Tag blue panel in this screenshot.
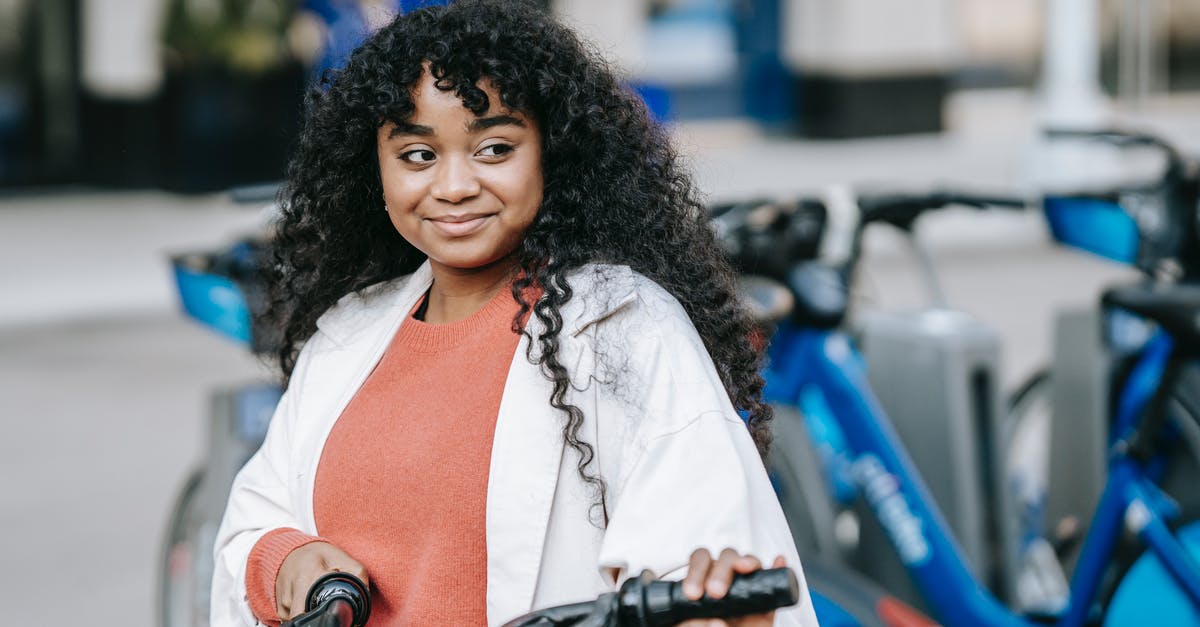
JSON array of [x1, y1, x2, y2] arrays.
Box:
[[1043, 196, 1139, 265], [173, 264, 252, 346], [1105, 522, 1200, 626]]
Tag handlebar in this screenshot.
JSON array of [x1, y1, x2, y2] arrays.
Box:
[[502, 567, 800, 627], [844, 189, 1028, 278], [711, 189, 1028, 328], [855, 190, 1027, 232], [280, 572, 371, 627], [1044, 127, 1189, 181], [1041, 127, 1200, 280], [279, 567, 797, 627]]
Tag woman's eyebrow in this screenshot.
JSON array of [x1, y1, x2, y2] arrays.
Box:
[[468, 115, 525, 132], [388, 122, 435, 138]]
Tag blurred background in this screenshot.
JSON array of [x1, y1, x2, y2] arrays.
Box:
[[1, 0, 1199, 626], [1, 0, 1199, 191]]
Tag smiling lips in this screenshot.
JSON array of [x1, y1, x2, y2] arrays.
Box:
[[425, 213, 496, 237]]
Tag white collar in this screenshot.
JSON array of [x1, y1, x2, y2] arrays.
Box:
[[315, 262, 641, 346]]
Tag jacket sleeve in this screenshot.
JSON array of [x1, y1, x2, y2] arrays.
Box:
[[587, 283, 820, 626], [596, 410, 820, 627], [210, 349, 313, 626]]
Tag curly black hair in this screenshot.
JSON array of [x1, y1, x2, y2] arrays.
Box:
[[268, 0, 772, 509]]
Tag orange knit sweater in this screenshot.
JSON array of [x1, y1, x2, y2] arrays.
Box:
[[245, 284, 529, 625]]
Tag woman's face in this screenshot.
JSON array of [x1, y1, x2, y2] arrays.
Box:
[[377, 71, 543, 278]]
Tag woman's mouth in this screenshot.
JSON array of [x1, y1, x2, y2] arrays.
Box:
[[426, 213, 495, 237]]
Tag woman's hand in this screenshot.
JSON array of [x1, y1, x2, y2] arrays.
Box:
[[679, 548, 787, 626], [275, 541, 369, 621]]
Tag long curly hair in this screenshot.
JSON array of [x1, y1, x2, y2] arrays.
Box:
[[269, 0, 772, 507]]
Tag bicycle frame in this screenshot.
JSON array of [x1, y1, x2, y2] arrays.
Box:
[[764, 322, 1200, 626]]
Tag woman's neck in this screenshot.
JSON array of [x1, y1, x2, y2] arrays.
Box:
[[423, 259, 516, 324]]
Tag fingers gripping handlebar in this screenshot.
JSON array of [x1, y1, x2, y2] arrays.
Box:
[[502, 567, 801, 627], [616, 567, 799, 626], [280, 572, 371, 627]]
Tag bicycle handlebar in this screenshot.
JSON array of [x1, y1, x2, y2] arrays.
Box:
[[844, 190, 1028, 278], [280, 572, 371, 627], [1044, 127, 1188, 180], [502, 567, 800, 627], [619, 566, 799, 626], [855, 190, 1027, 232], [279, 567, 797, 627], [710, 189, 1028, 328]]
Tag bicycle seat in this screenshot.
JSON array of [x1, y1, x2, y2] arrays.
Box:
[[1102, 283, 1200, 354]]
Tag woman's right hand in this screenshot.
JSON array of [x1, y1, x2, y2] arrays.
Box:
[[276, 541, 370, 620]]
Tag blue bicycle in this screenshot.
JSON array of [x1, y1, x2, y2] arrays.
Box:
[[720, 160, 1200, 624]]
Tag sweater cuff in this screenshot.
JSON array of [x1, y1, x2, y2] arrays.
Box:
[[246, 527, 327, 626]]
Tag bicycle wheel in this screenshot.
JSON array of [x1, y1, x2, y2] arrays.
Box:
[[159, 469, 213, 627], [766, 404, 845, 561]]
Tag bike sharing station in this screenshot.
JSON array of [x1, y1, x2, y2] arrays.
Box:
[[721, 126, 1200, 627], [147, 1, 1200, 627]]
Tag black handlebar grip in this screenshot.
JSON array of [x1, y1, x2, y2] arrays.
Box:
[[618, 567, 800, 626], [294, 572, 371, 627]]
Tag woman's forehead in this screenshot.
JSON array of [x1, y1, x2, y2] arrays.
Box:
[[377, 74, 531, 133]]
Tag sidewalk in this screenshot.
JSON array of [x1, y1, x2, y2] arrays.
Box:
[[0, 190, 272, 328]]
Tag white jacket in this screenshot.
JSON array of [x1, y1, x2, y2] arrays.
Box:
[[211, 262, 819, 626]]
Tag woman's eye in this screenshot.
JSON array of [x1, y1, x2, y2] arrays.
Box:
[[478, 143, 514, 158], [400, 149, 436, 164]]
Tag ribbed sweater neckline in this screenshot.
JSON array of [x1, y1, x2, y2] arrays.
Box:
[[395, 283, 518, 352]]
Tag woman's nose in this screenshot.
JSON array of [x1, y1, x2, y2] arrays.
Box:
[[430, 155, 481, 203]]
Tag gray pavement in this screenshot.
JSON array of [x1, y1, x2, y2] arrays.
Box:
[[0, 316, 269, 627], [0, 89, 1187, 625]]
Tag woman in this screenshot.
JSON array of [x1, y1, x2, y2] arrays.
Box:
[[211, 1, 818, 625]]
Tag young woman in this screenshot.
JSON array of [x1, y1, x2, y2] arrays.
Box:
[[211, 2, 818, 625]]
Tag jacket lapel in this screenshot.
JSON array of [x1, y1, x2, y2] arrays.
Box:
[[485, 265, 641, 624], [314, 262, 433, 347], [485, 330, 565, 624]]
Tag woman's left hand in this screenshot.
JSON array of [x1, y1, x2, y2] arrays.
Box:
[[679, 548, 787, 626]]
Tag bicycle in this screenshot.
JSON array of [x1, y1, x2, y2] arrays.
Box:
[[279, 567, 801, 627], [715, 188, 1026, 563], [1005, 128, 1200, 570], [159, 190, 282, 627], [724, 180, 1200, 624]]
